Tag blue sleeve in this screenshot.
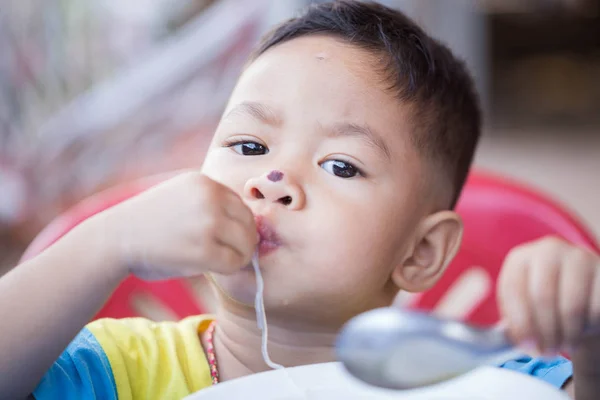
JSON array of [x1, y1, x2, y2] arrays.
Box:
[[33, 328, 117, 400], [498, 355, 573, 389]]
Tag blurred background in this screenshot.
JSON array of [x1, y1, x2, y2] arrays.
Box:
[[1, 0, 599, 276]]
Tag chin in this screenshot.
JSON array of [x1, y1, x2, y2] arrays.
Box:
[[210, 272, 257, 307]]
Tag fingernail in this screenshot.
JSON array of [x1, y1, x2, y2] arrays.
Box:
[[564, 343, 577, 356], [519, 339, 538, 353], [542, 348, 559, 359], [566, 344, 575, 354]]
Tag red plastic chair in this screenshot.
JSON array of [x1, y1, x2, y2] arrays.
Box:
[[19, 172, 205, 320], [407, 170, 600, 327]]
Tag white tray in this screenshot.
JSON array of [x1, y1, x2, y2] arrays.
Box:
[[184, 362, 569, 400]]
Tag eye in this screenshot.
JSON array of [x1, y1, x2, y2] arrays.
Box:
[[320, 160, 361, 178], [227, 141, 268, 156]]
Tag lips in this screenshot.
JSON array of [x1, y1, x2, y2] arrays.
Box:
[[255, 215, 282, 256]]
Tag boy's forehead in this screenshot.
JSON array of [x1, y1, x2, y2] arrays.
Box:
[[237, 36, 380, 94], [227, 36, 410, 134], [257, 35, 363, 65]]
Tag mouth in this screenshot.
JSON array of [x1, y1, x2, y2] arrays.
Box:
[[255, 215, 282, 257]]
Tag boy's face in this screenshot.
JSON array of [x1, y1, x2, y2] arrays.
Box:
[[201, 36, 458, 327]]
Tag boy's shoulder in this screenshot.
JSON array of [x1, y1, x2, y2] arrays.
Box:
[[33, 315, 214, 400], [86, 314, 212, 343]]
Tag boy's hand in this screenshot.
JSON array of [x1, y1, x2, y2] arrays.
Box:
[[498, 236, 600, 354], [101, 171, 258, 280]]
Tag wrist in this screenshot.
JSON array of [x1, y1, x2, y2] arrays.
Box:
[[72, 210, 131, 284]]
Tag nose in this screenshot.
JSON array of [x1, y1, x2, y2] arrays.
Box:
[[243, 170, 305, 210]]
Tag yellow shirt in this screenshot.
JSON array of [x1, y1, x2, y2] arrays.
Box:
[[34, 315, 214, 399]]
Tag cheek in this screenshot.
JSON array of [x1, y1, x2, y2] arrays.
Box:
[[210, 273, 256, 306], [308, 200, 406, 281]]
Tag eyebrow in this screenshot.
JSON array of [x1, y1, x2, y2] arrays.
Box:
[[224, 101, 282, 127], [225, 101, 391, 161], [329, 122, 391, 161]]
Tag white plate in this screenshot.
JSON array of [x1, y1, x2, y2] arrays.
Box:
[[184, 362, 569, 400]]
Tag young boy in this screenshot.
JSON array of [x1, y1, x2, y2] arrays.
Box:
[[1, 1, 598, 399]]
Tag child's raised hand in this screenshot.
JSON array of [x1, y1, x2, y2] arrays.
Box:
[[100, 171, 258, 280], [497, 236, 600, 355]]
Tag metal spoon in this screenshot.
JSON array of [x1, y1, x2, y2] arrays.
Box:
[[335, 307, 524, 390]]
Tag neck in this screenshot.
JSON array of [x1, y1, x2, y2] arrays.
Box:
[[212, 304, 338, 382]]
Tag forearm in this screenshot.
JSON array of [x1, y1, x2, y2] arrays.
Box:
[[0, 216, 127, 399]]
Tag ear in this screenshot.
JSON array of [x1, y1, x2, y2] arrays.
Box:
[[391, 211, 463, 293]]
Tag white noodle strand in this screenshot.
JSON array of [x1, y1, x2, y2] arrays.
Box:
[[252, 252, 284, 369]]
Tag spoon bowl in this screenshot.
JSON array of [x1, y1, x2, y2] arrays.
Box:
[[335, 308, 523, 390]]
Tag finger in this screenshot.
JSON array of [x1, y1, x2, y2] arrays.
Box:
[[559, 256, 593, 348], [210, 243, 248, 275], [528, 259, 561, 354], [176, 237, 245, 277], [214, 217, 257, 265], [498, 249, 535, 346], [224, 191, 257, 231]]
